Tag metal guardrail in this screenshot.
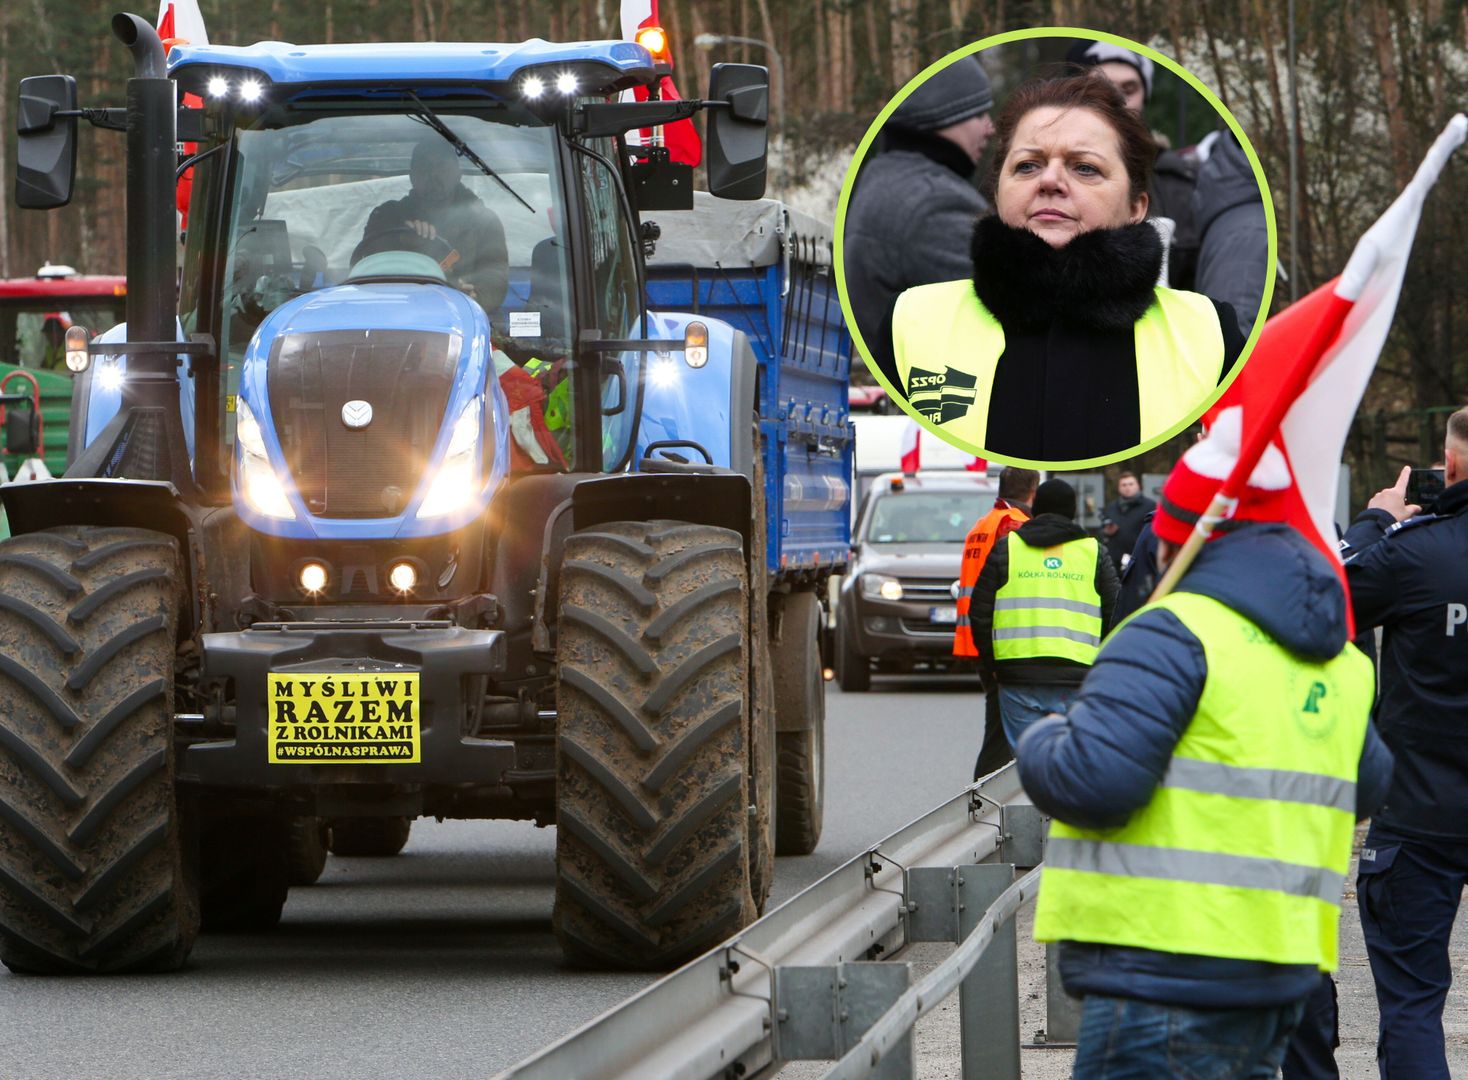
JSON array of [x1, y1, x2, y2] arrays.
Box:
[[498, 765, 1047, 1080]]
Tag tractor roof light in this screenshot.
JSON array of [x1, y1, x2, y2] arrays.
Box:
[[64, 326, 91, 374], [207, 75, 229, 98], [555, 72, 579, 96], [239, 78, 264, 103], [522, 75, 545, 100], [636, 26, 670, 62], [684, 321, 709, 369]]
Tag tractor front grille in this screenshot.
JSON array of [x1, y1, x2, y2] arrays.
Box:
[[266, 329, 459, 518]]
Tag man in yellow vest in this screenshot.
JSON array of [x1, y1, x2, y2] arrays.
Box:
[[954, 467, 1037, 779], [1017, 424, 1393, 1077], [971, 478, 1119, 746]]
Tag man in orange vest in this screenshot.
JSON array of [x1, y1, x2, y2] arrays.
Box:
[[955, 467, 1039, 778]]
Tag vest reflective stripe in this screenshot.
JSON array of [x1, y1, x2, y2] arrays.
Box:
[[991, 534, 1103, 664], [1046, 838, 1347, 905], [994, 624, 1101, 646], [891, 279, 1225, 447], [1034, 591, 1375, 971], [995, 597, 1102, 616], [1162, 757, 1357, 813]]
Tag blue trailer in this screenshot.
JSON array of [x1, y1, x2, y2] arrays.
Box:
[[0, 17, 849, 976]]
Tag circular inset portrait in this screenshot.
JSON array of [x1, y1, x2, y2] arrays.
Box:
[[837, 30, 1275, 468]]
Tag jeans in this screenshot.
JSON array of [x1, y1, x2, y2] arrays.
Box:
[[997, 683, 1076, 747], [1356, 823, 1468, 1079], [1072, 993, 1307, 1080]]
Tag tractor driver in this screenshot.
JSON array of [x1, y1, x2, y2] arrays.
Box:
[[353, 136, 510, 309]]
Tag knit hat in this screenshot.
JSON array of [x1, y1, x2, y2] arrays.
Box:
[[1065, 40, 1155, 103], [889, 56, 993, 133], [1032, 478, 1078, 520], [1152, 407, 1291, 545]]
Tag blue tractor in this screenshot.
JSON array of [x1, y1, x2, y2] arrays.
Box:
[[1, 14, 850, 972]]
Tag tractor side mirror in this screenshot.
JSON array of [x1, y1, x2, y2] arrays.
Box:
[[16, 75, 79, 209], [5, 406, 39, 456], [705, 64, 768, 200]]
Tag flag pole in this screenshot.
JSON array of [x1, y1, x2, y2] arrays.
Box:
[[1150, 113, 1468, 603]]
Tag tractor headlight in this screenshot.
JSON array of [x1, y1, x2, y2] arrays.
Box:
[[418, 396, 482, 518], [235, 397, 294, 520]]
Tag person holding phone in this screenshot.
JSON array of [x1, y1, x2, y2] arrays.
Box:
[[1341, 407, 1468, 1078]]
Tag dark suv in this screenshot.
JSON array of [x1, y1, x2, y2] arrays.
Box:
[[835, 472, 996, 690]]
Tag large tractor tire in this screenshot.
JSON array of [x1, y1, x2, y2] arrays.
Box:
[[835, 620, 871, 693], [0, 527, 198, 973], [199, 815, 289, 933], [771, 592, 825, 856], [328, 816, 412, 857], [554, 520, 756, 969]]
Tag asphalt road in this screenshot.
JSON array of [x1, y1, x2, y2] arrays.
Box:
[[0, 675, 985, 1080]]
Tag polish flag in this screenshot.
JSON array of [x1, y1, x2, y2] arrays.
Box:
[[899, 421, 920, 474], [620, 0, 703, 167], [158, 2, 209, 230], [1162, 115, 1468, 628]]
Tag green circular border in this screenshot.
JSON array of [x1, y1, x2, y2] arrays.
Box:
[[834, 26, 1279, 470]]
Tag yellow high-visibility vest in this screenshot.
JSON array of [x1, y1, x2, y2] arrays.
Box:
[[892, 280, 1224, 449], [1033, 591, 1375, 971], [991, 533, 1104, 666]]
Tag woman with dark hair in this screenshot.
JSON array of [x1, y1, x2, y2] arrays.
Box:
[[890, 72, 1245, 462]]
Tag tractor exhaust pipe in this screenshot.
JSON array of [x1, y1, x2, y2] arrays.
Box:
[[111, 13, 167, 79], [67, 12, 193, 491]]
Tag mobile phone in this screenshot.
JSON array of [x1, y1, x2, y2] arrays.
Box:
[[1407, 467, 1445, 510]]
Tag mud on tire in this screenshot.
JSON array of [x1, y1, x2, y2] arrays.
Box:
[[554, 520, 755, 969], [0, 527, 197, 973], [772, 592, 825, 856]]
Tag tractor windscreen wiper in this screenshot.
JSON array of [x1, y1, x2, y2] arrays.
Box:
[[405, 90, 535, 214]]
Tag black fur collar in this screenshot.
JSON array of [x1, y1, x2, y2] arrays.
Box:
[[969, 215, 1162, 333]]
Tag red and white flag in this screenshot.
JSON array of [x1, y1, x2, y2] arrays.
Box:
[[156, 0, 208, 50], [158, 2, 210, 230], [899, 421, 921, 474], [620, 0, 703, 166], [1183, 115, 1468, 621]]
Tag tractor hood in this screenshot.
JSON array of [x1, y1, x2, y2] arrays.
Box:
[[232, 281, 510, 540]]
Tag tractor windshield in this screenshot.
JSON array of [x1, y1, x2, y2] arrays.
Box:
[[181, 100, 596, 474]]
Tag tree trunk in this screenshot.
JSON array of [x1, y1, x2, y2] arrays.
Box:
[[0, 11, 10, 278], [889, 0, 917, 87]]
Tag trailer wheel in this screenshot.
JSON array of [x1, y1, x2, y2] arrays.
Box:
[[554, 520, 755, 970], [327, 816, 412, 857], [0, 527, 198, 973], [286, 817, 330, 886], [772, 592, 825, 855], [199, 815, 289, 933], [835, 621, 870, 693]]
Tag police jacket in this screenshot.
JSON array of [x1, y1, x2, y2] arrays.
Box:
[[971, 513, 1120, 685], [1019, 524, 1394, 1007], [1344, 478, 1468, 841], [890, 217, 1244, 461]]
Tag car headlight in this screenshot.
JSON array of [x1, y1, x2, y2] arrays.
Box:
[[419, 396, 482, 518], [235, 397, 294, 520], [860, 574, 903, 602]]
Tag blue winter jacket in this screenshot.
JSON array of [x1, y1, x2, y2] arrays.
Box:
[[1017, 523, 1394, 1008]]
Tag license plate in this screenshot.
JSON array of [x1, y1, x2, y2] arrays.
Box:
[[928, 606, 958, 625], [268, 672, 421, 764]]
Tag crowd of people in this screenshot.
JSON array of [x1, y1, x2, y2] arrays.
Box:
[[944, 410, 1468, 1078]]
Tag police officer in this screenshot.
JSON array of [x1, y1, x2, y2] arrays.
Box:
[[970, 478, 1119, 746], [1343, 406, 1468, 1079], [953, 467, 1038, 778]]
